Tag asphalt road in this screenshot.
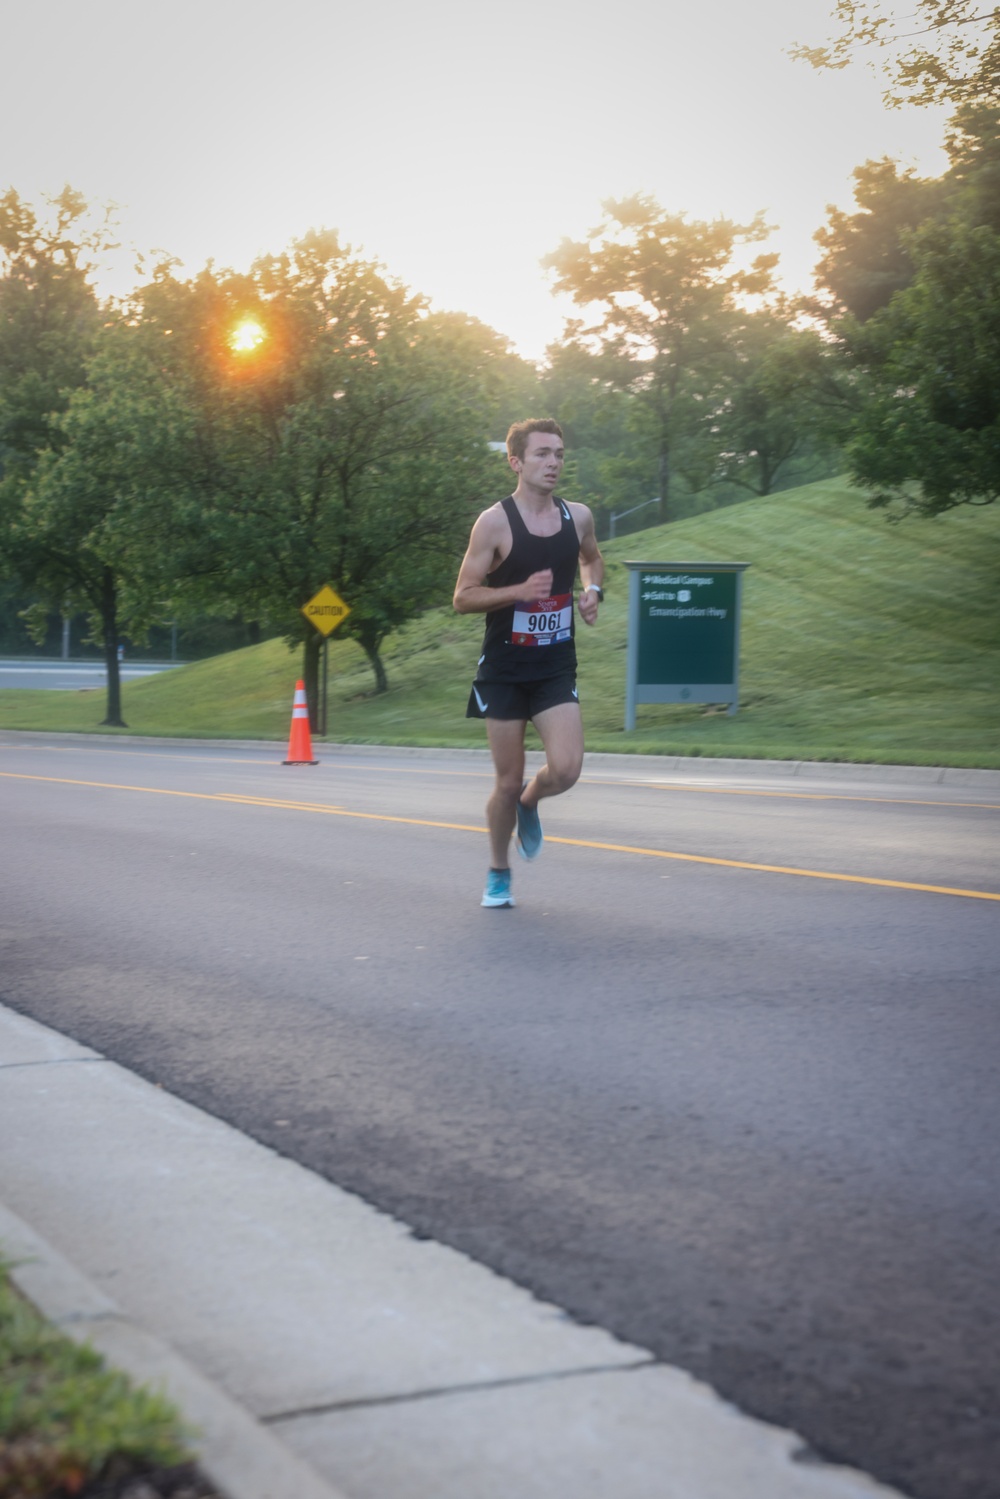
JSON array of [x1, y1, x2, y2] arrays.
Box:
[[2, 735, 998, 1499], [0, 658, 177, 690]]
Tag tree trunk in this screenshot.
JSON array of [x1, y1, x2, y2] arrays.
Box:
[[100, 566, 126, 727], [302, 630, 322, 732], [657, 444, 671, 526], [359, 633, 388, 694], [656, 372, 679, 525]]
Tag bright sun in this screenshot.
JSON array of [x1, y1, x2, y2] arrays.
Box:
[[229, 317, 266, 353]]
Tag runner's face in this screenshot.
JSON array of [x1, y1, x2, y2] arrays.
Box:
[[513, 432, 565, 492]]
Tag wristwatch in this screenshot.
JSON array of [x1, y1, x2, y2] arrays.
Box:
[[585, 584, 604, 603]]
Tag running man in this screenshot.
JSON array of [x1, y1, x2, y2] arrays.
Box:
[[453, 418, 605, 907]]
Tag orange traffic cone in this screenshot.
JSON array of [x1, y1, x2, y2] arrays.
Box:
[[283, 680, 319, 765]]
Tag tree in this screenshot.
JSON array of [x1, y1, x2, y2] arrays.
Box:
[[544, 196, 777, 524], [538, 336, 656, 535], [792, 1, 1000, 110], [705, 317, 838, 497], [804, 96, 1000, 517], [812, 159, 949, 321], [426, 311, 541, 444], [95, 235, 502, 716], [839, 216, 1000, 516], [0, 189, 142, 725], [809, 104, 1000, 326], [945, 100, 1000, 226], [9, 316, 195, 725], [794, 16, 1000, 518], [0, 188, 104, 483]]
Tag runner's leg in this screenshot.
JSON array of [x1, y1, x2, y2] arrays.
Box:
[[522, 701, 584, 809], [485, 717, 528, 867]]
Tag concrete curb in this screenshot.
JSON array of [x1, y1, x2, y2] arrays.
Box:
[[2, 728, 999, 790], [0, 1202, 348, 1499]]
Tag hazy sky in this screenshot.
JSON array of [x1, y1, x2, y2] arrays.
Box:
[[5, 0, 950, 360]]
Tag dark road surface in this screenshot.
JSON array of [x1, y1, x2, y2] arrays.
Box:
[[2, 735, 998, 1499], [0, 658, 177, 690]]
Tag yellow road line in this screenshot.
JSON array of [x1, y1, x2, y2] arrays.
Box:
[[548, 835, 1000, 900], [0, 773, 485, 833], [607, 781, 1000, 812], [214, 792, 483, 835], [3, 770, 999, 902]]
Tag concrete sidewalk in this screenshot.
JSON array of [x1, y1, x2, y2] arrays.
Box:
[[0, 1002, 904, 1499]]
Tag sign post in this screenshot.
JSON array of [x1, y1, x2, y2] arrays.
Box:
[[301, 585, 351, 736], [624, 561, 749, 731]]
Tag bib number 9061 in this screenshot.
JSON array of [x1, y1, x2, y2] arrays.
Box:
[[512, 592, 572, 647]]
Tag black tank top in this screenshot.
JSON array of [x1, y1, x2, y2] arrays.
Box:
[[478, 496, 580, 682]]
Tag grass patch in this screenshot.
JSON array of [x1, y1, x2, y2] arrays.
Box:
[[0, 1257, 194, 1497], [1, 478, 998, 767]]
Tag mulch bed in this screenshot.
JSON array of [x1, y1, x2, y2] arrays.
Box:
[[33, 1462, 223, 1499]]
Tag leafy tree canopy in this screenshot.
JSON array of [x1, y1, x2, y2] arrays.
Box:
[[812, 159, 950, 320], [810, 102, 1000, 325], [1, 207, 510, 722], [704, 315, 838, 498], [804, 94, 1000, 517], [792, 1, 1000, 110], [67, 233, 504, 708], [842, 216, 1000, 516], [544, 195, 777, 523], [538, 338, 647, 527], [0, 190, 139, 722], [0, 188, 108, 483]]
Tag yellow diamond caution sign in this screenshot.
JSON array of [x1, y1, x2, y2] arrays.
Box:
[[302, 584, 351, 637]]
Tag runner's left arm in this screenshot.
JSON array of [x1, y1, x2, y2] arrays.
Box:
[[575, 507, 605, 626]]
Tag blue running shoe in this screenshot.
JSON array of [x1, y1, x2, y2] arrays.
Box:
[[515, 791, 544, 861], [481, 868, 515, 907]]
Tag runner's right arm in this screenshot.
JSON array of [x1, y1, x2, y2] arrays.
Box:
[[453, 509, 553, 614]]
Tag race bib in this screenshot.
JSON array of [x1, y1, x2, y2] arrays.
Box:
[[512, 593, 572, 646]]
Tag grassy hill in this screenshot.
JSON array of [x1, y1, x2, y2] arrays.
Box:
[[1, 478, 998, 767]]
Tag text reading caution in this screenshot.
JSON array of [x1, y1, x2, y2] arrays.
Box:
[[302, 585, 351, 637]]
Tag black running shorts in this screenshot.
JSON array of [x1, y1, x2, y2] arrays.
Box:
[[466, 673, 579, 721]]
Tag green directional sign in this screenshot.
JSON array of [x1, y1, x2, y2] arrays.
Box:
[[624, 561, 749, 730]]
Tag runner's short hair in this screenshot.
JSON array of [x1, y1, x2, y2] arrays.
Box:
[[506, 418, 564, 462]]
